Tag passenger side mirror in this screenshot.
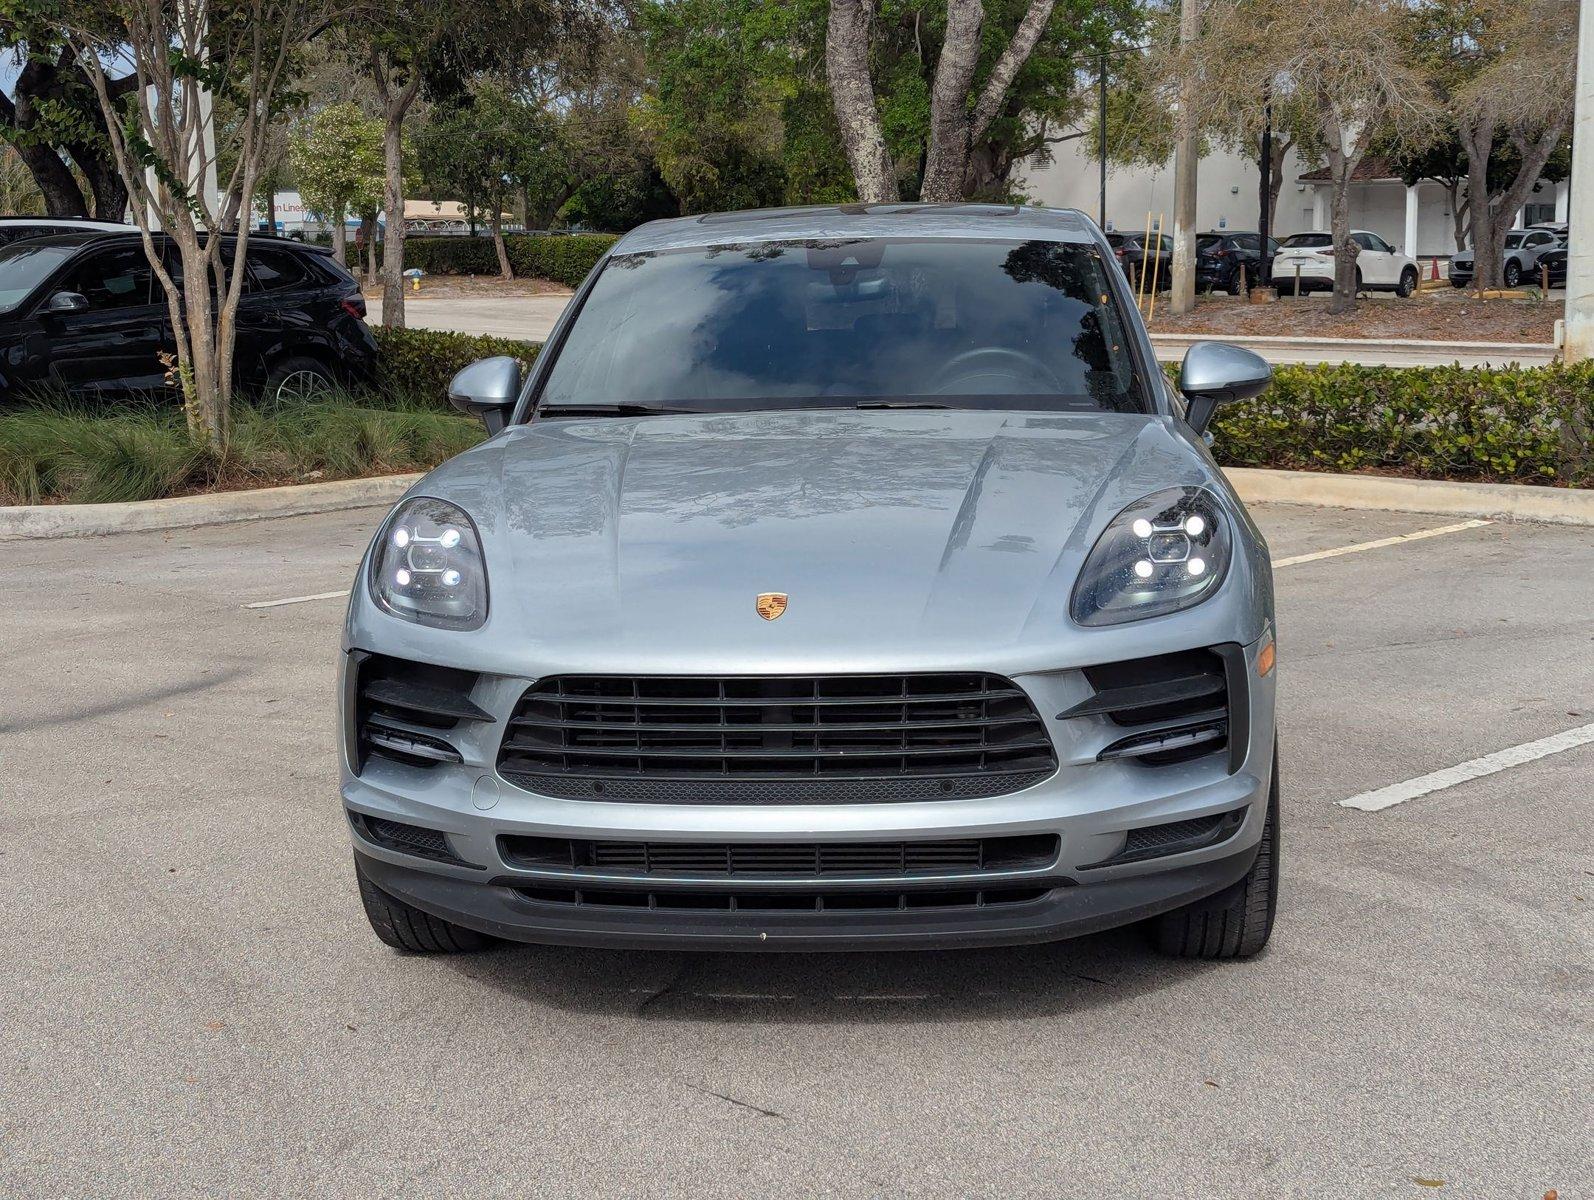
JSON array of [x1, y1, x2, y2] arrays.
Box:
[[45, 291, 89, 314], [447, 356, 521, 435], [1178, 341, 1272, 435]]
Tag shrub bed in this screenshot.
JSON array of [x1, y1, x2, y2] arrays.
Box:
[[402, 233, 618, 287], [372, 327, 539, 404], [1205, 361, 1594, 488], [0, 395, 482, 506]]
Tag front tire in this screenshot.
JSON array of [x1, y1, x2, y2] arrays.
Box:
[[263, 356, 337, 405], [356, 857, 495, 954], [1504, 260, 1522, 288], [1152, 747, 1280, 960], [1396, 267, 1418, 298]]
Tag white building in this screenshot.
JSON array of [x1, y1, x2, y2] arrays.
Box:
[[1020, 140, 1570, 263]]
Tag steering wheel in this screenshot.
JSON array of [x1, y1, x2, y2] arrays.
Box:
[[930, 346, 1064, 395]]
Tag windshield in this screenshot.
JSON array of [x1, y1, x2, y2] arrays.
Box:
[[536, 238, 1146, 415], [0, 241, 76, 314], [1281, 234, 1332, 249]]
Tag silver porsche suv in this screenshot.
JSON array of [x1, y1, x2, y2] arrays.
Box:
[[340, 204, 1280, 960]]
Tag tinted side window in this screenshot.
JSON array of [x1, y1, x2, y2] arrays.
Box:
[[248, 249, 311, 291], [1232, 235, 1260, 252], [62, 247, 154, 310]]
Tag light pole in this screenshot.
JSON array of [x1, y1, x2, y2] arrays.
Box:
[[1565, 0, 1594, 361]]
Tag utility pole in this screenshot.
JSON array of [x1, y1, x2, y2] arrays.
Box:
[[1168, 0, 1200, 315], [1565, 0, 1594, 361], [1098, 50, 1109, 229]]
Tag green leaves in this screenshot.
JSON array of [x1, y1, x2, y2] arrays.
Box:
[[1187, 361, 1594, 487]]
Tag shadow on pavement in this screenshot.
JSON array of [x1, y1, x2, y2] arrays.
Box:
[[441, 926, 1223, 1024]]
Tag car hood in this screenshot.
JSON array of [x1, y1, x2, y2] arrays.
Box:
[[390, 409, 1245, 671]]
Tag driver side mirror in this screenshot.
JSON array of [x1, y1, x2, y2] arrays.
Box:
[[447, 356, 521, 435], [46, 291, 89, 315], [1178, 341, 1272, 435]]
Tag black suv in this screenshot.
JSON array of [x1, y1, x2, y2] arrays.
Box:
[[0, 230, 377, 403], [1196, 232, 1280, 294]]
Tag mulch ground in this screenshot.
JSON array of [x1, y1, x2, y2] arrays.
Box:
[[1147, 292, 1560, 344]]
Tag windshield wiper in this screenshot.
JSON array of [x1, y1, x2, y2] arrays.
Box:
[[535, 403, 704, 418], [852, 400, 952, 410]]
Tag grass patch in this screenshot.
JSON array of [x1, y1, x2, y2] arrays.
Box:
[[0, 393, 483, 506]]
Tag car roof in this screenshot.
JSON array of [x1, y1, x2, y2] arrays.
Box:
[[614, 203, 1098, 254], [0, 227, 334, 257], [0, 216, 129, 230]]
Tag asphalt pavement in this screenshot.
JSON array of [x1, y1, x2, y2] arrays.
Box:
[[2, 503, 1590, 1198]]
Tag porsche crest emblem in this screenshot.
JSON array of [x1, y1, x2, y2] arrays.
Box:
[[755, 592, 788, 621]]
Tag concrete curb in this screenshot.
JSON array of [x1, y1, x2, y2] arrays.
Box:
[[1151, 332, 1553, 354], [0, 473, 420, 541], [1224, 468, 1594, 526], [3, 466, 1590, 540]]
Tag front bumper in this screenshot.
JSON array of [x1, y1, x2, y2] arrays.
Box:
[[340, 634, 1277, 952], [354, 839, 1261, 951]]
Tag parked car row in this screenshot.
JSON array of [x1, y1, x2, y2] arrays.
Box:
[[0, 218, 377, 404], [1450, 227, 1566, 289], [1108, 227, 1419, 297]]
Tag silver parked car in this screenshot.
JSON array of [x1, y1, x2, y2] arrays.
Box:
[[340, 204, 1281, 960], [1450, 228, 1562, 288]]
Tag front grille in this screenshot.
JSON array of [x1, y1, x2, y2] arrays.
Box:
[[349, 811, 476, 868], [1063, 648, 1236, 768], [513, 884, 1054, 913], [1081, 807, 1247, 869], [497, 674, 1056, 802], [499, 833, 1058, 876], [354, 653, 487, 771]]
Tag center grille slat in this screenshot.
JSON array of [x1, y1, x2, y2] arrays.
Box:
[[500, 834, 1060, 876], [497, 674, 1057, 802]]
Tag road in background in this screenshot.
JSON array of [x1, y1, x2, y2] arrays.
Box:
[[367, 293, 1559, 368], [3, 503, 1590, 1197]]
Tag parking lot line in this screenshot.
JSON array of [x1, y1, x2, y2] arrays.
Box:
[[244, 589, 350, 609], [1274, 519, 1491, 569], [1339, 722, 1594, 812]]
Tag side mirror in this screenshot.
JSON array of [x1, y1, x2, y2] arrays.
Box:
[[46, 291, 89, 314], [447, 356, 521, 434], [1178, 341, 1271, 435]]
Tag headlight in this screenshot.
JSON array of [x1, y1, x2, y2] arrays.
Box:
[[370, 497, 488, 630], [1071, 487, 1230, 626]]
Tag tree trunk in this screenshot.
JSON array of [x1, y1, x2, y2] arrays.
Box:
[[1328, 177, 1358, 315], [380, 106, 407, 328], [332, 211, 347, 267], [1447, 182, 1468, 253], [364, 216, 379, 283], [266, 189, 277, 233], [920, 0, 983, 202], [1467, 120, 1566, 293], [826, 0, 899, 203], [3, 133, 88, 216], [491, 210, 512, 279]]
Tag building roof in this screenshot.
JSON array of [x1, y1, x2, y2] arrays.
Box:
[[615, 203, 1097, 254], [1297, 158, 1402, 185]]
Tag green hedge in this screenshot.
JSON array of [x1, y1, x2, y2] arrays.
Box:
[[402, 233, 619, 287], [368, 331, 1594, 489], [373, 327, 539, 403], [1205, 362, 1594, 488]]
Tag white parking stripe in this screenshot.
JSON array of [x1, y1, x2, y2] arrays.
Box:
[[1339, 723, 1594, 812], [243, 589, 349, 609], [1274, 519, 1491, 569]]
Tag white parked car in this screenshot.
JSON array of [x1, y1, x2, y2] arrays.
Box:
[[1271, 231, 1420, 297]]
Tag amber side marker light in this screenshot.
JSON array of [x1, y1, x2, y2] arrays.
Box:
[[1257, 641, 1277, 677]]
